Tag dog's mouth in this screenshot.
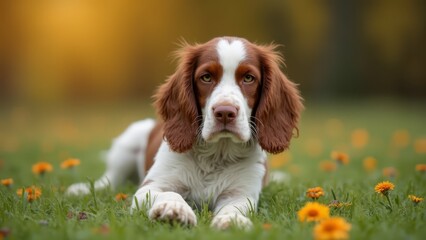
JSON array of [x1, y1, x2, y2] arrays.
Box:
[[205, 126, 245, 142]]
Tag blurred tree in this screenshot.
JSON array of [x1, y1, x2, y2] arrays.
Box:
[[0, 0, 425, 104]]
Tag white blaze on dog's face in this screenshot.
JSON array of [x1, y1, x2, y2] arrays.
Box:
[[195, 38, 262, 143]]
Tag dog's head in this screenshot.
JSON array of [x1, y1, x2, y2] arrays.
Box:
[[154, 37, 303, 154]]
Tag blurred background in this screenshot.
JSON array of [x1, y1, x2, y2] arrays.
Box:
[[1, 1, 426, 176], [1, 0, 425, 105], [0, 0, 426, 203]]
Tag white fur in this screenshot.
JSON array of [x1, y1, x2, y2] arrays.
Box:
[[66, 119, 156, 195], [202, 39, 252, 143], [67, 39, 267, 230], [131, 139, 266, 229]]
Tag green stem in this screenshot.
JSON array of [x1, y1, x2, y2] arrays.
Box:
[[385, 194, 393, 211]]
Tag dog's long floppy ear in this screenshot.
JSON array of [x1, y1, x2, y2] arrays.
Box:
[[154, 43, 201, 153], [254, 44, 304, 154]]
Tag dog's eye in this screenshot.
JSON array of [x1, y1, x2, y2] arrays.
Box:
[[200, 74, 212, 83], [243, 74, 255, 83]]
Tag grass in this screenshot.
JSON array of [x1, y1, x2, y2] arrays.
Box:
[[1, 99, 426, 240]]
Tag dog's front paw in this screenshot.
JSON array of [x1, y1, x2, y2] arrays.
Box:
[[66, 183, 91, 196], [149, 201, 197, 226], [211, 213, 252, 230]]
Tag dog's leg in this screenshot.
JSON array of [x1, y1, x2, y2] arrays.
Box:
[[130, 148, 197, 227], [210, 162, 264, 230], [131, 183, 197, 226], [211, 194, 257, 230], [66, 119, 156, 195]]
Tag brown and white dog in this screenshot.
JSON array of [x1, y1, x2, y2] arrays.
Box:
[[66, 37, 303, 229]]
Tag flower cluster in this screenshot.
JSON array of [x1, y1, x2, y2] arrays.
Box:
[[307, 187, 325, 200], [16, 186, 42, 202], [298, 201, 351, 240]]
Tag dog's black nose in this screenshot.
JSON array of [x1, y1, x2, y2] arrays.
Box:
[[213, 105, 238, 124]]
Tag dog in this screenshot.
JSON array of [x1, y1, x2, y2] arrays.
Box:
[[66, 36, 303, 229]]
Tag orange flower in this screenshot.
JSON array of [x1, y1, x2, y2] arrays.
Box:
[[319, 161, 337, 172], [307, 187, 325, 200], [374, 181, 395, 196], [61, 158, 81, 169], [16, 186, 42, 202], [313, 217, 351, 240], [115, 193, 128, 201], [392, 130, 410, 148], [415, 164, 426, 173], [351, 128, 369, 149], [363, 157, 377, 172], [1, 178, 13, 187], [331, 151, 349, 165], [408, 195, 423, 204], [298, 202, 330, 222], [32, 162, 53, 175], [382, 167, 398, 178], [414, 138, 426, 154]]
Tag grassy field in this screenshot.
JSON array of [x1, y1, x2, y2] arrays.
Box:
[[1, 99, 426, 240]]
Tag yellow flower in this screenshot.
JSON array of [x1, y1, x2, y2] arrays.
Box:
[[415, 164, 426, 173], [61, 158, 81, 169], [115, 193, 128, 201], [408, 195, 423, 204], [1, 178, 13, 187], [298, 202, 330, 222], [32, 162, 53, 175], [382, 167, 398, 178], [374, 181, 395, 196], [313, 217, 351, 240], [414, 138, 426, 154], [331, 151, 349, 165], [351, 128, 369, 149], [319, 161, 337, 172], [363, 157, 377, 172], [16, 186, 42, 202], [307, 187, 325, 200]]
